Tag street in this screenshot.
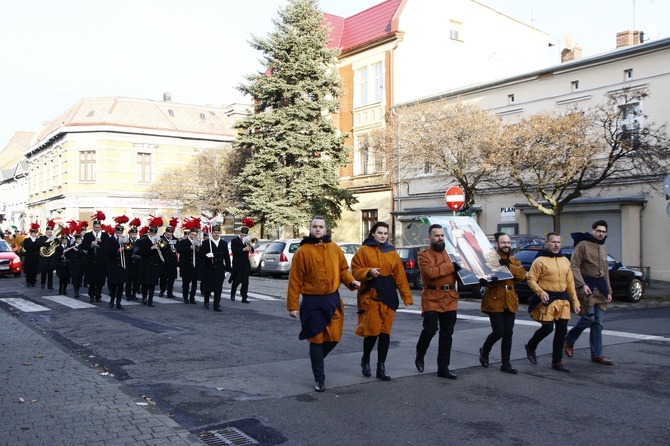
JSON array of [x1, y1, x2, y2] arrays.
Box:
[[1, 273, 669, 446]]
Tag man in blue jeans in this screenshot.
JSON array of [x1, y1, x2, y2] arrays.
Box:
[[564, 220, 614, 365]]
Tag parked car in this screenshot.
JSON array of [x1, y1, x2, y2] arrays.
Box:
[[398, 245, 428, 289], [486, 234, 545, 254], [261, 239, 303, 278], [250, 240, 272, 275], [337, 242, 361, 267], [513, 246, 645, 302], [0, 240, 22, 277]]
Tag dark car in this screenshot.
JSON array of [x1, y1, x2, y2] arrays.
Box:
[[513, 247, 645, 302], [486, 234, 545, 254], [398, 245, 428, 289]]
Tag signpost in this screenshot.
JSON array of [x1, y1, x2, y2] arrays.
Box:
[[445, 186, 466, 212]]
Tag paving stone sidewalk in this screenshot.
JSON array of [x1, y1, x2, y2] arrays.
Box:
[[0, 311, 201, 446]]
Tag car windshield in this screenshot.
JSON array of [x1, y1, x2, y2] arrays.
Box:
[[288, 243, 301, 254], [0, 241, 11, 252], [397, 248, 411, 260], [265, 242, 286, 255]]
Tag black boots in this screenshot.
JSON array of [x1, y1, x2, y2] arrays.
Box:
[[479, 347, 489, 368], [376, 363, 391, 381], [361, 357, 371, 377]]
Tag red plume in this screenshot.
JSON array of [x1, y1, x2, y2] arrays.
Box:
[[46, 219, 56, 229], [67, 220, 79, 232], [113, 215, 129, 225], [241, 216, 255, 228], [169, 217, 179, 229], [61, 226, 71, 236], [129, 217, 142, 228], [91, 210, 106, 221], [139, 226, 149, 236], [79, 220, 89, 229], [101, 224, 115, 235], [148, 214, 163, 227], [30, 222, 40, 231]]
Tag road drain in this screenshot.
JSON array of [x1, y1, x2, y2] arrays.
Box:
[[197, 426, 259, 445]]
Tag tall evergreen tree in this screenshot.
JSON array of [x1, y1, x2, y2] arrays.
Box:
[[233, 0, 355, 237]]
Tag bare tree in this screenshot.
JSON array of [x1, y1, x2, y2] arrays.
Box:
[[148, 146, 244, 220], [383, 100, 504, 210], [499, 87, 670, 232]]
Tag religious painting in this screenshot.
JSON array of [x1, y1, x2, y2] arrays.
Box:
[[424, 215, 513, 286]]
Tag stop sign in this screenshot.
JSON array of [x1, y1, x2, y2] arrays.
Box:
[[445, 186, 465, 211]]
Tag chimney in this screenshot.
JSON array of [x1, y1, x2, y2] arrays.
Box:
[[616, 30, 644, 48], [163, 92, 172, 102], [561, 46, 582, 63]]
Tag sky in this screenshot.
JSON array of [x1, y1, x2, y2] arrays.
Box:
[[1, 0, 668, 148]]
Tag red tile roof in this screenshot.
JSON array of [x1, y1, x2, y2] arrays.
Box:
[[325, 0, 405, 53]]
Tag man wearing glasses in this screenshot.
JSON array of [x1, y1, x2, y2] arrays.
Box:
[[564, 220, 614, 366]]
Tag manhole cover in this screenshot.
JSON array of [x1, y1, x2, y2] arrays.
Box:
[[197, 426, 259, 445]]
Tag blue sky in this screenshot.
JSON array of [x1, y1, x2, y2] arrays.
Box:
[[1, 0, 667, 148]]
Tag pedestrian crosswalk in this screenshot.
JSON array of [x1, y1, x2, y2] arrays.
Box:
[[0, 287, 278, 313]]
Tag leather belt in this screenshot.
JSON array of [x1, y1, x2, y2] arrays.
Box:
[[425, 285, 453, 291]]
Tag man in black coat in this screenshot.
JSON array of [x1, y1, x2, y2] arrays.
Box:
[[136, 226, 163, 307], [105, 225, 127, 310], [158, 226, 178, 298], [22, 228, 40, 287], [36, 225, 58, 289], [176, 229, 200, 304], [199, 225, 231, 312], [81, 220, 109, 303], [66, 234, 87, 298], [229, 227, 253, 303], [124, 227, 141, 301]]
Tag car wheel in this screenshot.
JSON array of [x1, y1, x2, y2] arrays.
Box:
[[626, 278, 643, 302], [271, 273, 283, 279], [414, 274, 423, 290]]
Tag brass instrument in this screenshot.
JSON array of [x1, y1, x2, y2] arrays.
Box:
[[153, 237, 166, 262], [249, 238, 258, 246], [121, 236, 134, 251], [39, 226, 63, 257]]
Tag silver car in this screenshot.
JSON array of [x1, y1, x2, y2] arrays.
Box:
[[261, 239, 302, 278], [250, 241, 271, 275]]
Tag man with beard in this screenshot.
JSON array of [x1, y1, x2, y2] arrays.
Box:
[[478, 233, 527, 374], [415, 224, 461, 379], [564, 220, 614, 366], [287, 216, 360, 392], [525, 233, 580, 372]]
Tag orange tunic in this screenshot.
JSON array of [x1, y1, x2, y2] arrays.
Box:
[[417, 247, 459, 314], [351, 244, 413, 336], [287, 240, 356, 343], [481, 252, 527, 314]]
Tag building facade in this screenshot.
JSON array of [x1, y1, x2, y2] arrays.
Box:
[[392, 34, 670, 281], [326, 0, 549, 242]]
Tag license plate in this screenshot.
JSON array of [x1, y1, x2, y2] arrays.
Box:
[[265, 258, 275, 263], [0, 266, 8, 270]]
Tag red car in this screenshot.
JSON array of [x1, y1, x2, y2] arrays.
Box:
[[0, 240, 22, 277]]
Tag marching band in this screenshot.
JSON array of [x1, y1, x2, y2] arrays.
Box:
[[18, 212, 252, 312]]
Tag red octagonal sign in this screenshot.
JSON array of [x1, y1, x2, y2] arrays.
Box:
[[445, 186, 465, 211]]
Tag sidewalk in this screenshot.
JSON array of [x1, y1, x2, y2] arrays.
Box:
[[0, 310, 201, 446]]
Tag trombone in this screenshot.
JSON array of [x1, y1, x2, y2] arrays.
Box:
[[153, 236, 166, 263]]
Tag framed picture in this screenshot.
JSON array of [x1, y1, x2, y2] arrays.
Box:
[[424, 215, 513, 286]]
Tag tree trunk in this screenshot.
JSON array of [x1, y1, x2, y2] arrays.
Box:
[[552, 213, 561, 234]]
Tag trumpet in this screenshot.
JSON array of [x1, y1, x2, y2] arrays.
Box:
[[153, 237, 166, 262], [40, 226, 63, 257], [249, 237, 258, 246]]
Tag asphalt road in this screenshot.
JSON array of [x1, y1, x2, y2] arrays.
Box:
[[2, 274, 669, 446]]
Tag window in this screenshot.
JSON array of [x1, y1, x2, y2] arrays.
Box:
[[449, 20, 463, 41], [620, 102, 642, 151], [355, 62, 383, 107], [624, 69, 633, 80], [199, 113, 206, 119], [362, 209, 378, 238], [355, 135, 385, 175], [79, 151, 96, 182], [571, 80, 579, 92], [137, 152, 152, 183], [422, 162, 434, 176], [168, 109, 174, 116], [508, 94, 515, 104]]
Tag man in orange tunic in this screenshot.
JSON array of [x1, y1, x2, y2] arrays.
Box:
[[415, 224, 461, 379], [287, 216, 360, 392]]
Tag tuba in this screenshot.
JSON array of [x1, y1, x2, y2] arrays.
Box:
[[39, 226, 63, 257]]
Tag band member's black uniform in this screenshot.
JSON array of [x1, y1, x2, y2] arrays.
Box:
[[229, 228, 252, 303], [136, 229, 163, 307], [66, 235, 87, 298], [177, 231, 200, 304], [81, 222, 109, 303], [124, 229, 141, 301], [159, 228, 178, 298], [36, 227, 57, 289], [198, 226, 231, 312], [22, 230, 40, 287], [55, 238, 71, 295], [105, 227, 127, 310]]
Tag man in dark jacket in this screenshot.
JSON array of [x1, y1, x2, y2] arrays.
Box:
[[199, 225, 231, 312], [564, 220, 614, 365], [177, 229, 200, 304], [229, 227, 253, 303], [105, 225, 127, 310], [22, 227, 40, 287], [81, 220, 109, 303]]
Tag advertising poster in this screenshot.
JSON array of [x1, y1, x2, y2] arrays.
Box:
[[424, 215, 513, 286]]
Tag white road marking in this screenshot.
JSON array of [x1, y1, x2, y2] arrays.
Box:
[[42, 296, 96, 309], [0, 298, 50, 312]]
